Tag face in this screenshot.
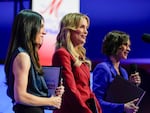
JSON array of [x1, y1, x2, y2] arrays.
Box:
[[70, 17, 88, 47], [116, 39, 131, 60], [35, 20, 46, 49]]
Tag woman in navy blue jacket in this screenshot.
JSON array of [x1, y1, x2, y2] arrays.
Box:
[[93, 30, 141, 113]]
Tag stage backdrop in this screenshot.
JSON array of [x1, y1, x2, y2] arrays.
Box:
[[32, 0, 79, 66]]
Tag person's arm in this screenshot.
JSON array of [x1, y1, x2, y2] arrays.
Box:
[[52, 49, 92, 113], [93, 63, 124, 113], [13, 52, 61, 108]]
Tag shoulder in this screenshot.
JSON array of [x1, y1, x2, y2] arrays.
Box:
[[93, 62, 112, 78], [14, 52, 30, 69], [53, 47, 72, 60], [15, 52, 30, 60], [15, 47, 30, 62], [52, 47, 74, 66], [54, 47, 71, 57], [94, 62, 110, 71], [55, 47, 68, 53]]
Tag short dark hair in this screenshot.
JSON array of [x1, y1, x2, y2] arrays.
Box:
[[102, 30, 130, 56], [5, 9, 44, 77]]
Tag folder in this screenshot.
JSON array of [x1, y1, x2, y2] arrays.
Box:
[[86, 98, 99, 113], [105, 75, 146, 106], [42, 66, 62, 110]]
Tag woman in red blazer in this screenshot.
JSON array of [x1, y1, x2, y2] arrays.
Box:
[[52, 13, 102, 113]]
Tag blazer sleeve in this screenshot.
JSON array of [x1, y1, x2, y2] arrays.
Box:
[[93, 63, 124, 113], [52, 49, 92, 113]]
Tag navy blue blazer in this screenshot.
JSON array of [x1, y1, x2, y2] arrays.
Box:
[[93, 59, 128, 113]]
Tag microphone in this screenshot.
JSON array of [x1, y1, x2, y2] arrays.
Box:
[[142, 33, 150, 43], [130, 63, 137, 74], [129, 63, 140, 86]]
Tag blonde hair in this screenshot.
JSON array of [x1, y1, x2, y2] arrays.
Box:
[[56, 13, 91, 69]]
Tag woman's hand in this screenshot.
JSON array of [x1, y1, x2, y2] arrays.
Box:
[[129, 72, 141, 86], [124, 98, 139, 113], [55, 78, 65, 97], [49, 96, 62, 109]]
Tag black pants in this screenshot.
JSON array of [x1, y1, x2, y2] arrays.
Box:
[[13, 104, 44, 113]]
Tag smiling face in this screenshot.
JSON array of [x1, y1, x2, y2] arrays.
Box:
[[116, 39, 131, 60], [70, 17, 88, 47]]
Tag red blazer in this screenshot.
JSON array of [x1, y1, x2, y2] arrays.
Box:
[[52, 47, 102, 113]]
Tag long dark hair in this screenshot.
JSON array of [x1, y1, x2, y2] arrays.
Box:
[[5, 9, 44, 84]]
